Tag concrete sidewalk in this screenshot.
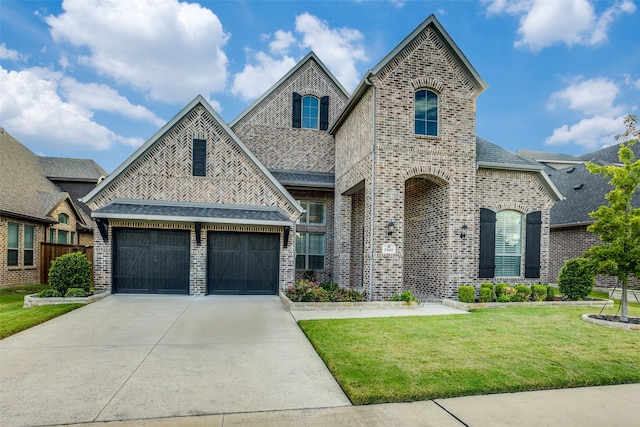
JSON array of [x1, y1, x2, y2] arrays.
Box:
[[65, 384, 640, 426]]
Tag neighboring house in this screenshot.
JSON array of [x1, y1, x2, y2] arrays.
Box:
[[0, 129, 104, 287], [81, 15, 562, 299], [521, 143, 640, 287]]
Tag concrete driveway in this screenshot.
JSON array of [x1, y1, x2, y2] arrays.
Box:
[[0, 295, 350, 427]]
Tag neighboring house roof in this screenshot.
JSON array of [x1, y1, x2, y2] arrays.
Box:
[[229, 51, 350, 128], [547, 142, 640, 227], [269, 169, 335, 189], [39, 157, 107, 182], [0, 128, 89, 226], [476, 137, 563, 201], [330, 14, 488, 134], [93, 199, 291, 226], [81, 95, 304, 216]]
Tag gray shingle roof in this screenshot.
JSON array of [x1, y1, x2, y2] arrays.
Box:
[[269, 169, 335, 189], [39, 157, 107, 181], [93, 199, 291, 226], [476, 137, 543, 167], [548, 142, 640, 226]]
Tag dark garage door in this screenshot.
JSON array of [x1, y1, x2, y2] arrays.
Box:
[[113, 228, 190, 294], [208, 232, 279, 295]]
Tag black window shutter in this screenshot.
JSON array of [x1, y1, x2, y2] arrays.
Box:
[[479, 208, 496, 278], [192, 139, 206, 176], [525, 211, 542, 278], [292, 92, 302, 128], [319, 96, 329, 130]]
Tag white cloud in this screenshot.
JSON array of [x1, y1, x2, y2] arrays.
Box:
[[547, 78, 623, 117], [45, 0, 229, 104], [232, 52, 297, 100], [545, 77, 630, 149], [0, 66, 151, 152], [231, 13, 367, 101], [0, 43, 25, 61], [295, 13, 368, 91], [269, 30, 296, 55], [483, 0, 635, 51], [545, 116, 624, 149]]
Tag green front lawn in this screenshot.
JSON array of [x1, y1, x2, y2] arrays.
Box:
[[299, 297, 640, 405], [0, 285, 83, 339]]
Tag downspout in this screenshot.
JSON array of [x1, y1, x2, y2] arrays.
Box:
[[366, 76, 376, 301]]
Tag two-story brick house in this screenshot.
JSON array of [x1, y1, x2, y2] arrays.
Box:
[[81, 15, 562, 299]]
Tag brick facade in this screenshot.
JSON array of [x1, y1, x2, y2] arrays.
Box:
[[0, 217, 44, 287]]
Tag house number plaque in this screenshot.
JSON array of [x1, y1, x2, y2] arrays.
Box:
[[382, 243, 396, 254]]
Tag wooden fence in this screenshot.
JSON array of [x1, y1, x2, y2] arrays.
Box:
[[40, 243, 94, 284]]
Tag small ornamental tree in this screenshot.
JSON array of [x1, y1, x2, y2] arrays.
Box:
[[584, 114, 640, 322], [48, 252, 92, 296]]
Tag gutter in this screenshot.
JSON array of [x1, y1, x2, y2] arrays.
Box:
[[550, 221, 594, 229]]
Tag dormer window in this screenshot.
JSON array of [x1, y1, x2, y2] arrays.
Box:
[[415, 89, 438, 136], [292, 93, 329, 130]]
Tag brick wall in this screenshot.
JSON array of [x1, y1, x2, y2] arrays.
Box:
[[232, 58, 348, 173], [1, 216, 45, 287], [549, 225, 639, 288]]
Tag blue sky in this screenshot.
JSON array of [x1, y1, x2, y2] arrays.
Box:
[[1, 0, 638, 173]]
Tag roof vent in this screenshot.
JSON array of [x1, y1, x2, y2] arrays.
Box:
[[574, 183, 584, 190], [567, 167, 575, 173]]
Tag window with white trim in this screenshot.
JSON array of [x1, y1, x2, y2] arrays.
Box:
[[297, 201, 326, 225], [57, 230, 68, 245], [495, 210, 522, 276], [58, 213, 69, 224], [24, 226, 34, 266], [302, 96, 319, 129]]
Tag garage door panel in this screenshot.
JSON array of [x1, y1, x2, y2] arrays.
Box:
[[208, 232, 279, 295], [113, 229, 190, 294]]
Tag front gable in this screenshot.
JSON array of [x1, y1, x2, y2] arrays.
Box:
[[82, 96, 302, 220]]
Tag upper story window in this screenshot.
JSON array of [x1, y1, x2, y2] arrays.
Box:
[[415, 89, 438, 136], [297, 201, 326, 225], [292, 93, 329, 131], [58, 213, 69, 224], [495, 210, 522, 276], [192, 139, 206, 177]]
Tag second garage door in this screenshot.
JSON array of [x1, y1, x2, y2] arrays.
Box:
[[208, 232, 280, 295]]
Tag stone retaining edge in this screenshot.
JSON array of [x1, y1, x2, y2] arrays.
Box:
[[24, 291, 110, 307], [581, 314, 640, 331], [442, 298, 614, 312], [279, 292, 420, 311]]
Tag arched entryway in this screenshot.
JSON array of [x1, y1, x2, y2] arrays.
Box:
[[403, 175, 449, 297]]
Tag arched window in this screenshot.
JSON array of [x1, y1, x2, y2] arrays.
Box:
[[415, 89, 438, 136], [302, 96, 319, 129], [495, 210, 522, 276], [58, 213, 69, 224]]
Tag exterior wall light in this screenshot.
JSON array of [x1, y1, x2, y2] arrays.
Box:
[[387, 220, 395, 236], [460, 223, 468, 239]]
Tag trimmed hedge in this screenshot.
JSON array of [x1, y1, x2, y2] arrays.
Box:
[[559, 258, 595, 301], [48, 252, 92, 296], [458, 286, 476, 303], [479, 287, 494, 303], [531, 285, 547, 302]]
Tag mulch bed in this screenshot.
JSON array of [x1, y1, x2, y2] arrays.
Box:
[[588, 315, 640, 325]]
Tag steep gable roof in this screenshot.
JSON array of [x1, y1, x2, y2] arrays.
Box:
[[81, 95, 303, 215], [331, 14, 487, 134], [229, 51, 350, 128], [0, 128, 88, 225]]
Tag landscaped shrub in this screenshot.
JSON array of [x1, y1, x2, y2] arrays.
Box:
[[458, 286, 476, 303], [558, 258, 595, 301], [497, 286, 515, 302], [37, 288, 61, 298], [479, 287, 494, 303], [391, 290, 418, 303], [531, 285, 547, 302], [284, 279, 364, 302], [511, 285, 532, 302], [546, 285, 557, 301], [480, 282, 495, 292], [495, 283, 510, 299], [48, 252, 92, 296], [65, 288, 87, 298]]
